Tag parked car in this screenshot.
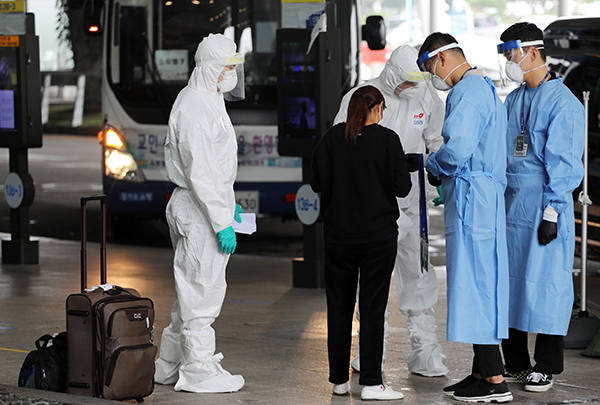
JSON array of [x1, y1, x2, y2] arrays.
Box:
[[544, 17, 600, 255]]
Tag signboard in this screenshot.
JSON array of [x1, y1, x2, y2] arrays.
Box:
[[0, 90, 14, 129], [0, 36, 18, 47], [0, 1, 24, 12], [155, 50, 189, 81], [4, 172, 23, 208], [295, 184, 319, 225], [0, 1, 25, 35], [281, 0, 325, 28]]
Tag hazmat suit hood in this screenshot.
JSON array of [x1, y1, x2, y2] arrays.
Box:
[[380, 45, 429, 97], [188, 33, 237, 93]]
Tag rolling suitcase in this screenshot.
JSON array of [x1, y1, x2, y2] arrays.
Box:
[[66, 195, 157, 401]]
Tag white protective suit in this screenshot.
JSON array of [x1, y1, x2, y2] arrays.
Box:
[[154, 34, 244, 393], [334, 45, 449, 376]]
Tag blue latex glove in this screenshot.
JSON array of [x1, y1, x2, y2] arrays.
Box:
[[217, 226, 237, 255], [433, 186, 444, 206], [234, 204, 244, 223]]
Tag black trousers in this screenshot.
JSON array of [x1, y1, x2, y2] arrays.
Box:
[[501, 327, 564, 375], [324, 233, 397, 386], [471, 344, 505, 378]]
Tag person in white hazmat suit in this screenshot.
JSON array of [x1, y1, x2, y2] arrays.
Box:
[[334, 45, 449, 377], [154, 33, 246, 393]]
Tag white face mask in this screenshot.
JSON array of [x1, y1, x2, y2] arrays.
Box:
[[505, 50, 546, 83], [431, 58, 466, 91], [218, 69, 237, 93]]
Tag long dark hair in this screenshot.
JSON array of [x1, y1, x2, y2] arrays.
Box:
[[345, 85, 386, 145]]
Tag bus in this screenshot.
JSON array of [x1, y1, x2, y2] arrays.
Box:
[[545, 17, 600, 254], [84, 0, 370, 236]]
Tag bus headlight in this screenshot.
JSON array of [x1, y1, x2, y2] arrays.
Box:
[[104, 149, 145, 182], [102, 126, 146, 183]]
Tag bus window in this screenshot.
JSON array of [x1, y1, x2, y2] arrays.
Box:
[[119, 6, 147, 84]]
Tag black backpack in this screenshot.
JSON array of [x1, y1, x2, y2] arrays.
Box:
[[18, 332, 68, 392]]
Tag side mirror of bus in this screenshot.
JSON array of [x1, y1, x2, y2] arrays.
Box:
[[362, 15, 386, 51], [84, 0, 105, 36]]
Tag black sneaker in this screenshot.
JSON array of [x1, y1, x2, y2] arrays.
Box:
[[503, 367, 533, 383], [524, 372, 553, 392], [443, 374, 479, 396], [453, 379, 513, 403]]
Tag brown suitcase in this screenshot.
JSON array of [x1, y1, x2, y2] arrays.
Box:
[[66, 195, 157, 400]]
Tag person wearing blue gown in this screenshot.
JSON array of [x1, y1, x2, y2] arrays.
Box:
[[497, 22, 585, 393], [417, 33, 512, 403]]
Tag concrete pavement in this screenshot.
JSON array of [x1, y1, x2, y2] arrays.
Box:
[[1, 232, 600, 404]]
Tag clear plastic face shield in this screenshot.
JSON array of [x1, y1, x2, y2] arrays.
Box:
[[496, 39, 545, 83], [388, 67, 431, 98], [200, 53, 245, 101], [416, 43, 463, 91]]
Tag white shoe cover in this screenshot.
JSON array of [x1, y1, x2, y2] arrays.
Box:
[[174, 353, 245, 393], [406, 309, 449, 377], [155, 358, 180, 385], [155, 317, 184, 385]]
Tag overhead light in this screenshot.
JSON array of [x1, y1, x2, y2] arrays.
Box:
[[191, 0, 200, 4], [165, 1, 172, 5]]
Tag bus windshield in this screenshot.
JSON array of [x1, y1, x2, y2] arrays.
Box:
[[107, 0, 280, 124]]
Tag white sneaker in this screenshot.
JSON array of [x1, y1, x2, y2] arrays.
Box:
[[361, 384, 404, 401], [332, 382, 350, 395], [351, 357, 361, 372]]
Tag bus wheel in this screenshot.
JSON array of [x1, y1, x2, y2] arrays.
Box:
[[110, 214, 136, 239]]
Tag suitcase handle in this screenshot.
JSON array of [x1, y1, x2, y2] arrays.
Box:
[[81, 195, 108, 293]]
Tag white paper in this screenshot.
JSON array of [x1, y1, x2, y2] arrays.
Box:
[[232, 213, 257, 235], [306, 13, 327, 55], [84, 283, 115, 293]]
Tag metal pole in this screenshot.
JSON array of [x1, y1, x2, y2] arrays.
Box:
[[580, 91, 590, 315], [558, 0, 570, 17], [429, 0, 438, 34]]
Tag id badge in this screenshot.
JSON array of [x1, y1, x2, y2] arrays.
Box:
[[514, 134, 528, 157]]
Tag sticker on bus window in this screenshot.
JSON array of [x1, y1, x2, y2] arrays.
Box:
[[155, 50, 188, 81]]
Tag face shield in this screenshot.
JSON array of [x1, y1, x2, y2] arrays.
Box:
[[416, 43, 465, 91], [395, 70, 433, 100], [198, 53, 245, 101], [496, 39, 544, 83], [417, 43, 461, 73]]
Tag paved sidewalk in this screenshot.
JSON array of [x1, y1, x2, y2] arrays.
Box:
[[0, 234, 599, 404]]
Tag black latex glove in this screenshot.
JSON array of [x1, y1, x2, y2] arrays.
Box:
[[427, 172, 442, 187], [538, 220, 558, 245], [405, 153, 419, 173]]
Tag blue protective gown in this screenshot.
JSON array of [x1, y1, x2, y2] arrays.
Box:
[[504, 76, 584, 336], [427, 73, 509, 345]]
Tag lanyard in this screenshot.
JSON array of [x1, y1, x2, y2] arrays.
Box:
[[520, 71, 550, 135], [460, 66, 477, 82], [418, 154, 429, 273]]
